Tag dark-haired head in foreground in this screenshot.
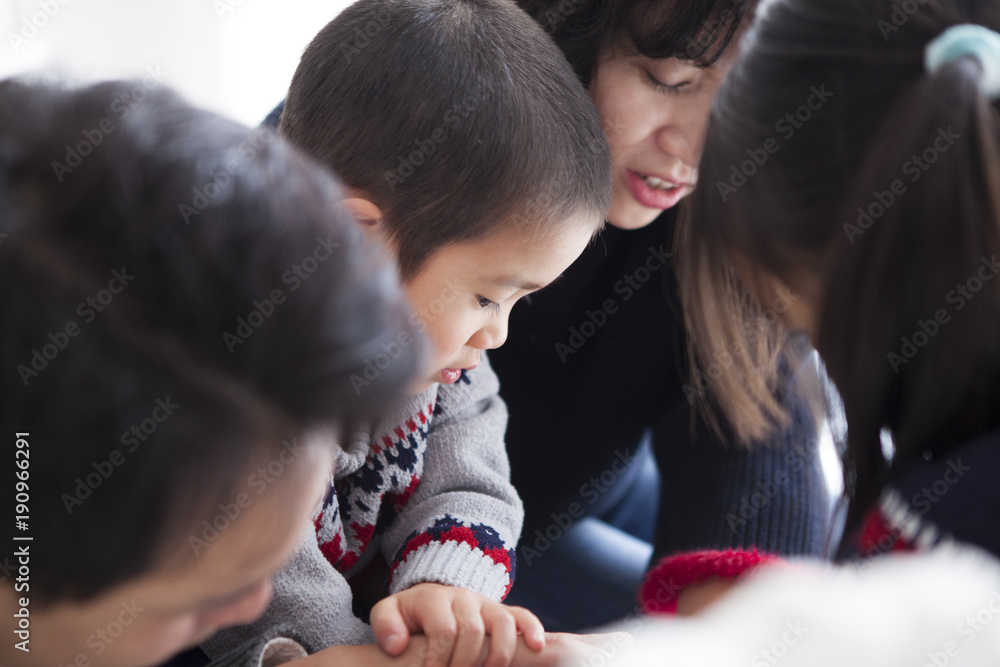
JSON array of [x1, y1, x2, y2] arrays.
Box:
[[0, 79, 421, 666], [279, 0, 612, 391], [678, 0, 1000, 548]]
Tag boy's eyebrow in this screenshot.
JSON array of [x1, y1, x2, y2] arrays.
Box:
[[487, 277, 546, 291]]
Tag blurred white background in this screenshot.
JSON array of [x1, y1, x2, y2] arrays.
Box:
[[1, 0, 353, 126]]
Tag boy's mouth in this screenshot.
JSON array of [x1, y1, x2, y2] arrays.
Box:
[[439, 369, 461, 384], [437, 364, 478, 385]]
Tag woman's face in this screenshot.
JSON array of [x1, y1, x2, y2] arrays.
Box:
[[6, 443, 332, 667], [589, 44, 737, 230]]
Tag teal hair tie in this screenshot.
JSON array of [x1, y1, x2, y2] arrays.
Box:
[[925, 24, 1000, 99]]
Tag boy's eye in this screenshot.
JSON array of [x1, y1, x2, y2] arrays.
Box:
[[643, 69, 688, 96], [477, 295, 501, 313]]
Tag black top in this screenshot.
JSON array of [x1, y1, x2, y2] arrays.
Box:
[[489, 212, 830, 559]]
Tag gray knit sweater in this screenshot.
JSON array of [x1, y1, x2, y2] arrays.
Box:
[[202, 354, 522, 663]]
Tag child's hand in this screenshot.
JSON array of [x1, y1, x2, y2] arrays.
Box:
[[370, 582, 546, 667]]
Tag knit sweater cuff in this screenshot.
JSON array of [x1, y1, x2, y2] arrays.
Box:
[[639, 549, 780, 615], [390, 537, 515, 601]]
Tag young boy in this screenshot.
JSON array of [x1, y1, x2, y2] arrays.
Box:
[[202, 0, 612, 664]]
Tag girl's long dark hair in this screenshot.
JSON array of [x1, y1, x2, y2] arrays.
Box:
[[678, 0, 1000, 552]]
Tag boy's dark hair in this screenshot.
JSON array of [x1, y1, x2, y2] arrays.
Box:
[[517, 0, 756, 87], [0, 79, 421, 603], [279, 0, 612, 279], [677, 0, 1000, 550]]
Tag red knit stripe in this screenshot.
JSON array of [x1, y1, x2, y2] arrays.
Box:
[[640, 548, 780, 615]]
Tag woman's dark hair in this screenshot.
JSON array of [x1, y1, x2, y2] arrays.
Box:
[[678, 0, 1000, 551], [0, 79, 422, 603], [517, 0, 756, 87], [279, 0, 612, 279]]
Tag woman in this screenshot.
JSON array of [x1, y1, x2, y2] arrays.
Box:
[[489, 0, 831, 630]]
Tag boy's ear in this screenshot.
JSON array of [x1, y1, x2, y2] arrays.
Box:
[[342, 197, 385, 231]]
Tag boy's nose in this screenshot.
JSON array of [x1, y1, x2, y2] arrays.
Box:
[[470, 318, 508, 350]]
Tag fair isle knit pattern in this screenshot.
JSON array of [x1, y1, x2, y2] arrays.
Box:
[[313, 362, 518, 601], [315, 400, 433, 573], [392, 515, 516, 599]]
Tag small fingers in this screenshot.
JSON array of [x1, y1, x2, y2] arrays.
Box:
[[421, 605, 458, 667], [507, 605, 546, 652], [481, 604, 518, 667], [449, 595, 488, 667], [370, 596, 410, 656]]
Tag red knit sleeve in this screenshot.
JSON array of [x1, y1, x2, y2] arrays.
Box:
[[639, 548, 781, 614]]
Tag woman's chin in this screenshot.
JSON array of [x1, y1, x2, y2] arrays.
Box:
[[606, 205, 668, 230]]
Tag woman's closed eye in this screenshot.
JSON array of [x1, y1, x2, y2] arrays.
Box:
[[644, 69, 689, 96]]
